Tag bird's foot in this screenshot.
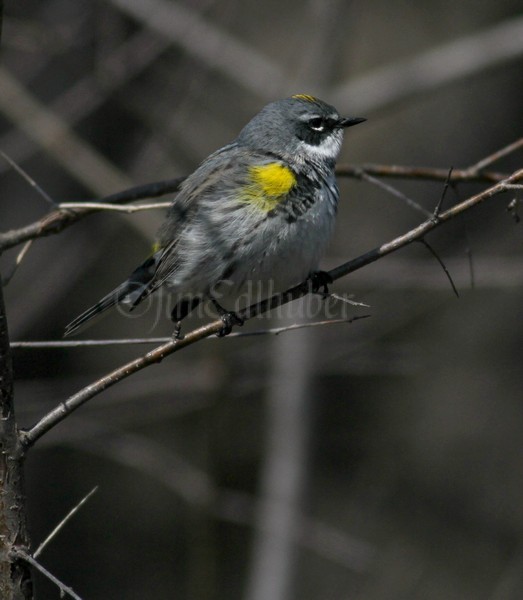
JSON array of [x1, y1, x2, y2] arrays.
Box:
[[308, 270, 333, 296], [217, 311, 244, 337], [210, 297, 244, 336], [172, 322, 185, 341]]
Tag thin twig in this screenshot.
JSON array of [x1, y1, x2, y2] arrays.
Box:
[[19, 166, 523, 449], [58, 201, 171, 212], [328, 167, 523, 282], [2, 239, 33, 285], [466, 137, 523, 173], [432, 167, 454, 219], [0, 65, 132, 195], [357, 169, 432, 217], [65, 427, 372, 571], [0, 177, 186, 253], [337, 163, 508, 184], [0, 150, 56, 206], [324, 293, 370, 308], [13, 550, 83, 600], [33, 486, 98, 558], [11, 317, 370, 348], [418, 239, 459, 298], [0, 29, 169, 176]]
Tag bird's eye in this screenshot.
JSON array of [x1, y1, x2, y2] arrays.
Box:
[[308, 117, 325, 132]]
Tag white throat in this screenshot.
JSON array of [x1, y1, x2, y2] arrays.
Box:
[[298, 131, 343, 163]]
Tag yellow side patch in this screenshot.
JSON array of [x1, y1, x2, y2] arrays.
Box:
[[243, 163, 296, 212], [151, 241, 161, 254], [292, 94, 317, 103]]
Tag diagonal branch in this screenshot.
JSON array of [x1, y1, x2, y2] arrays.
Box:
[[13, 550, 82, 600], [0, 177, 186, 253], [328, 167, 523, 282], [108, 0, 288, 99], [19, 166, 523, 450], [331, 15, 523, 112], [33, 487, 98, 559], [0, 66, 131, 195]]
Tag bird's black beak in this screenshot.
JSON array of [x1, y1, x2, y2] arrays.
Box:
[[338, 117, 367, 128]]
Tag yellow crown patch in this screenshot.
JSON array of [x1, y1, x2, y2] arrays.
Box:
[[292, 94, 317, 103]]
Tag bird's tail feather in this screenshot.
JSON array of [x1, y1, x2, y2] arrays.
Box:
[[63, 281, 137, 337], [64, 253, 161, 337]]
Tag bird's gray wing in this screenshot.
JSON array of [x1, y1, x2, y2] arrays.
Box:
[[131, 143, 250, 304]]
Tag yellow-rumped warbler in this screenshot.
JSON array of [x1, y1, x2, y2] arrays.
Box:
[[65, 95, 365, 337]]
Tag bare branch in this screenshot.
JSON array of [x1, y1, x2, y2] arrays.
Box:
[[0, 29, 169, 175], [57, 201, 171, 213], [10, 317, 370, 348], [356, 169, 432, 217], [108, 0, 288, 99], [2, 240, 33, 285], [466, 137, 523, 173], [64, 425, 372, 571], [13, 550, 82, 600], [33, 487, 98, 559], [19, 166, 523, 449], [0, 150, 56, 207], [20, 321, 225, 448], [328, 167, 523, 282], [0, 65, 132, 195], [432, 167, 454, 218], [0, 177, 186, 252], [336, 163, 508, 184], [418, 239, 459, 298]]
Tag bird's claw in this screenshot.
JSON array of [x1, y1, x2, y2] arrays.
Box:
[[217, 311, 244, 337], [308, 270, 333, 296]]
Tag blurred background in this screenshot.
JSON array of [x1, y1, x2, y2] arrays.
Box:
[[1, 1, 523, 598]]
